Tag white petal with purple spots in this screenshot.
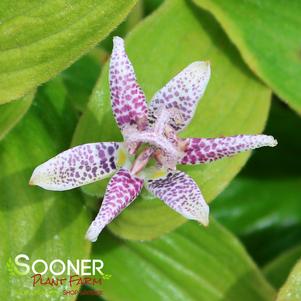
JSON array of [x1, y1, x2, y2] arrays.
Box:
[[181, 135, 277, 164], [146, 170, 209, 226], [30, 142, 121, 191], [86, 168, 144, 242], [148, 61, 210, 132], [110, 36, 148, 132]]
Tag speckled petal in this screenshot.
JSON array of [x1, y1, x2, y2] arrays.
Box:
[[85, 168, 144, 242], [146, 170, 209, 226], [148, 61, 210, 132], [30, 142, 122, 191], [110, 36, 148, 131], [180, 135, 277, 164]]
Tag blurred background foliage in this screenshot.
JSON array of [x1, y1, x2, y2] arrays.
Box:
[[0, 0, 301, 301]]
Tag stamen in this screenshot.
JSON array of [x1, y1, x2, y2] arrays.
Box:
[[154, 149, 163, 166], [130, 147, 155, 175], [153, 106, 171, 135], [170, 108, 184, 126], [178, 138, 189, 151], [127, 142, 141, 155], [122, 125, 141, 155], [164, 124, 179, 145], [136, 116, 148, 131], [154, 149, 178, 170], [126, 131, 180, 160]]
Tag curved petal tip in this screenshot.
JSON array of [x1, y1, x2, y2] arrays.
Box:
[[189, 60, 211, 77], [29, 166, 44, 188], [85, 224, 104, 243], [197, 204, 209, 227], [113, 36, 124, 48], [268, 136, 278, 147]]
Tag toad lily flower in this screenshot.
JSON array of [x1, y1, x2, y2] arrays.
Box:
[[30, 36, 277, 242]]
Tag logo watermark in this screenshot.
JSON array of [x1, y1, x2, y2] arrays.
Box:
[[6, 254, 111, 297]]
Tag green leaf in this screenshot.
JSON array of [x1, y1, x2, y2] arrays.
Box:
[[0, 0, 137, 104], [100, 0, 144, 52], [241, 100, 301, 178], [213, 177, 301, 265], [65, 1, 143, 112], [0, 91, 34, 141], [212, 100, 301, 265], [263, 245, 301, 289], [72, 0, 271, 240], [193, 0, 301, 114], [277, 258, 301, 301], [143, 0, 164, 15], [92, 220, 275, 301], [0, 77, 90, 300], [60, 48, 106, 112], [125, 1, 144, 31]]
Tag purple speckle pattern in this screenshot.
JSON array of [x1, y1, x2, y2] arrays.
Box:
[[109, 36, 148, 131], [146, 170, 209, 225], [181, 135, 277, 165], [148, 62, 210, 132], [85, 168, 144, 242], [30, 142, 121, 191]]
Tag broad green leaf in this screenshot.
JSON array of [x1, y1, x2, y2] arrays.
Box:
[[61, 48, 106, 112], [277, 258, 301, 301], [0, 91, 34, 141], [72, 0, 271, 240], [92, 221, 275, 301], [193, 0, 301, 114], [125, 1, 144, 31], [264, 245, 301, 289], [0, 0, 137, 104], [212, 100, 301, 265], [143, 0, 164, 15], [100, 0, 144, 52], [213, 178, 301, 264], [74, 1, 143, 114], [0, 77, 90, 300], [241, 99, 301, 178]]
